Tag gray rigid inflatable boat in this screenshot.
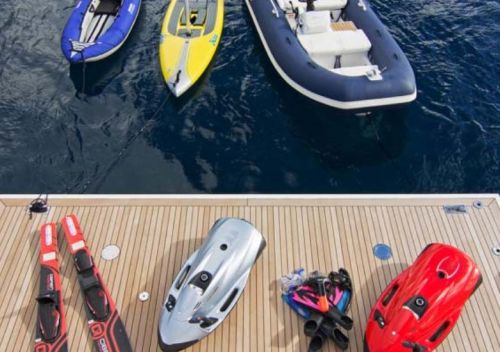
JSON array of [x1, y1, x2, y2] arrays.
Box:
[[158, 217, 266, 351]]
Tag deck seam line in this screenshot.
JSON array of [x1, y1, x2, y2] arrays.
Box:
[[1, 198, 499, 351], [485, 198, 496, 208]]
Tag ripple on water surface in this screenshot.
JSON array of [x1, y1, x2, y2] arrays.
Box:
[[0, 0, 498, 193]]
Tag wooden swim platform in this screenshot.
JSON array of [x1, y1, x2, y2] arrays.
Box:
[[0, 194, 498, 351]]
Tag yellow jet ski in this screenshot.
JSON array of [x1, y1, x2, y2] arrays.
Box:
[[159, 0, 223, 97]]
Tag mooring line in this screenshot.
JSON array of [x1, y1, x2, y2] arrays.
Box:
[[87, 93, 172, 192]]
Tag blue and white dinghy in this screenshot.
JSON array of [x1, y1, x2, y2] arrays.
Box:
[[61, 0, 141, 63], [245, 0, 417, 110]]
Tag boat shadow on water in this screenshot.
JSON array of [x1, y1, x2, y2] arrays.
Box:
[[141, 79, 411, 193], [69, 55, 127, 97], [129, 23, 413, 193], [166, 57, 218, 109], [286, 105, 409, 169], [67, 15, 146, 97], [250, 32, 411, 168]]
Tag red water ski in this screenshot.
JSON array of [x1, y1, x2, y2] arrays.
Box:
[[61, 214, 132, 352], [34, 223, 68, 352]]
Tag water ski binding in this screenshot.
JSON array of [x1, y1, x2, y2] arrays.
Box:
[[61, 214, 132, 352], [34, 223, 68, 352]]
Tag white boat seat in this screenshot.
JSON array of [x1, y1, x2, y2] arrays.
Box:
[[300, 11, 330, 34], [298, 29, 371, 57], [277, 0, 348, 11]]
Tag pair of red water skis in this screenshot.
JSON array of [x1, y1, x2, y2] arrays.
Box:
[[34, 215, 131, 352]]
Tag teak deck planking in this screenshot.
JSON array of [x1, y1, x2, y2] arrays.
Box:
[[0, 195, 499, 351]]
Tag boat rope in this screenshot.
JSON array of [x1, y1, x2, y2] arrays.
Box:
[[89, 93, 172, 191], [82, 61, 87, 94], [148, 93, 171, 123], [81, 50, 87, 95]]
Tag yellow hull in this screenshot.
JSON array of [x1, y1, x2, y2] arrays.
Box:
[[159, 0, 224, 96]]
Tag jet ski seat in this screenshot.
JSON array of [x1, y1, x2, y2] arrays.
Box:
[[277, 0, 348, 11], [94, 0, 121, 15]]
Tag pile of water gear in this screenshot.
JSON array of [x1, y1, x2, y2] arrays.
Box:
[[281, 268, 353, 351]]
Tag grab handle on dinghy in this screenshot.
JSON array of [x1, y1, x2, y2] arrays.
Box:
[[268, 0, 280, 18], [357, 0, 367, 11]]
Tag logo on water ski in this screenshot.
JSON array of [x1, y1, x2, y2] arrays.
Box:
[[66, 217, 77, 236], [98, 337, 110, 352], [90, 322, 105, 339], [44, 225, 52, 245], [34, 344, 49, 352], [46, 273, 54, 291]]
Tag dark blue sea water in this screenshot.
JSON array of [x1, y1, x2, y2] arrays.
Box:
[[0, 0, 499, 193]]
